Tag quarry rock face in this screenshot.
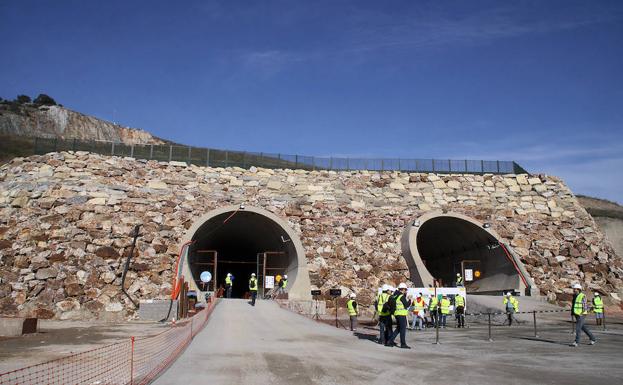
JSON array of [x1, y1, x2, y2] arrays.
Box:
[[0, 152, 621, 319], [0, 104, 163, 145]]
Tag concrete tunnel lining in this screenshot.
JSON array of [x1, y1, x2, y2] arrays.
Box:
[[181, 205, 312, 300], [401, 211, 533, 295]]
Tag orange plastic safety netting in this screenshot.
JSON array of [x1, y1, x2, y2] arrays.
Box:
[[0, 298, 217, 385]]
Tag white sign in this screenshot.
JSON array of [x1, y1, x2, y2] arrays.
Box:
[[465, 269, 473, 282], [265, 276, 275, 289]]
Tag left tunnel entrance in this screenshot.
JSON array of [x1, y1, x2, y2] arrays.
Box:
[[186, 207, 305, 299]]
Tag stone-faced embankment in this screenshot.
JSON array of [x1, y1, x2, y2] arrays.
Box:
[[0, 152, 621, 319]]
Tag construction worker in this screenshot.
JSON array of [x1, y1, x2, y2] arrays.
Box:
[[347, 293, 358, 331], [428, 294, 439, 328], [571, 283, 596, 347], [454, 294, 465, 328], [410, 293, 426, 330], [456, 273, 464, 287], [440, 294, 451, 328], [592, 292, 604, 326], [249, 273, 258, 306], [388, 283, 411, 349], [277, 274, 288, 295], [225, 273, 233, 298], [375, 285, 392, 345], [503, 292, 519, 326]]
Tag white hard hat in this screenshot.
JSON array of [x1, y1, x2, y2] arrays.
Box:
[[398, 283, 408, 289], [572, 283, 582, 289], [381, 284, 390, 291], [227, 273, 231, 276], [349, 293, 356, 298], [251, 273, 256, 276], [594, 292, 600, 296], [284, 275, 288, 279], [457, 273, 461, 276], [506, 292, 511, 296]]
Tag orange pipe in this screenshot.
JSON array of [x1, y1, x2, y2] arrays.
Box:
[[171, 241, 194, 300]]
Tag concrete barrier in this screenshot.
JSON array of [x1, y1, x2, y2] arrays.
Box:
[[0, 317, 38, 336]]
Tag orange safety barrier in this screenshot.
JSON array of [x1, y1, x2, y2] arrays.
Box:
[[0, 298, 218, 385]]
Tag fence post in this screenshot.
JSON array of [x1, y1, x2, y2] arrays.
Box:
[[603, 308, 607, 331], [130, 145, 134, 158], [488, 313, 493, 341], [464, 159, 468, 173], [312, 156, 315, 171], [432, 159, 435, 173], [330, 157, 333, 170], [168, 145, 173, 162], [188, 146, 192, 164], [225, 151, 229, 167], [346, 158, 350, 171], [206, 148, 210, 167], [533, 310, 538, 338], [73, 138, 77, 152], [149, 144, 153, 159], [380, 159, 384, 171], [242, 152, 246, 168], [397, 158, 400, 171], [481, 160, 484, 174], [111, 142, 115, 156], [448, 159, 451, 172], [130, 336, 135, 385], [295, 155, 298, 169], [496, 160, 500, 174]]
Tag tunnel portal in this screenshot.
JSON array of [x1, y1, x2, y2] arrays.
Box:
[[402, 212, 530, 295], [183, 206, 311, 299]]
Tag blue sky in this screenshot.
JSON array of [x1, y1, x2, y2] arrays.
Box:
[[1, 0, 622, 202]]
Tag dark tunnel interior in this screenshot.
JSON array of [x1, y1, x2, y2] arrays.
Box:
[[189, 211, 294, 298], [416, 216, 520, 293]]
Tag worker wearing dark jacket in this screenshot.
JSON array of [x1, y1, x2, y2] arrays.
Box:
[[388, 283, 412, 349]]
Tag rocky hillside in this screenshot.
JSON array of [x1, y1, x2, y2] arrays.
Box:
[[578, 196, 623, 260], [0, 151, 621, 320], [0, 99, 164, 145]]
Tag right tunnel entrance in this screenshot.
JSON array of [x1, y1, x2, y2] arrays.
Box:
[[402, 212, 533, 295]]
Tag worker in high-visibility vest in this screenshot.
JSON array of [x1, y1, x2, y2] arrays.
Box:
[[428, 295, 439, 328], [571, 283, 596, 347], [249, 273, 258, 306], [592, 292, 604, 326], [277, 274, 288, 295], [346, 293, 358, 331], [388, 283, 411, 349], [440, 295, 451, 328], [375, 285, 393, 345], [456, 273, 464, 287], [410, 293, 426, 330], [225, 273, 233, 298], [503, 292, 519, 326], [454, 294, 465, 328]]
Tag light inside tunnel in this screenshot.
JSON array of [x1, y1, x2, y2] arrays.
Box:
[[189, 210, 297, 298], [415, 216, 521, 294]]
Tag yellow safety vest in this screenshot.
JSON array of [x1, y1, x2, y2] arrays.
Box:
[[394, 294, 408, 316], [377, 293, 390, 316], [429, 297, 438, 311], [225, 276, 232, 286], [455, 295, 465, 307], [249, 278, 257, 291], [592, 296, 603, 313], [413, 298, 425, 312], [440, 298, 450, 315], [282, 279, 288, 288], [574, 293, 587, 316], [347, 299, 357, 316], [503, 297, 519, 312]]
